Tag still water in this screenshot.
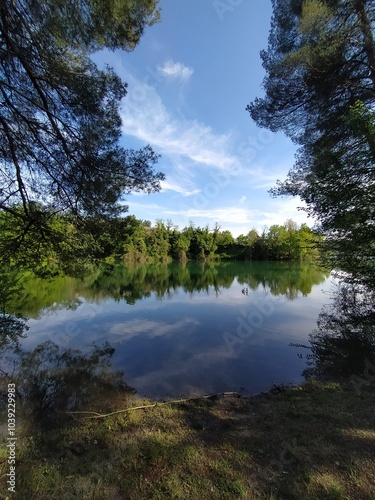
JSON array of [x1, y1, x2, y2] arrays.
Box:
[[16, 261, 333, 399]]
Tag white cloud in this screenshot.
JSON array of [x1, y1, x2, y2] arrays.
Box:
[[166, 199, 313, 236], [109, 318, 199, 341], [160, 178, 200, 197], [157, 60, 193, 81], [166, 206, 258, 226], [125, 197, 314, 237], [122, 75, 241, 172], [126, 201, 166, 211], [108, 57, 309, 233], [261, 197, 313, 228]]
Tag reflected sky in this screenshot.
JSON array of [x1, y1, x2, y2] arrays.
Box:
[[18, 262, 334, 398]]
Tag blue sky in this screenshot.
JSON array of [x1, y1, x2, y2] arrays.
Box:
[[98, 0, 311, 237]]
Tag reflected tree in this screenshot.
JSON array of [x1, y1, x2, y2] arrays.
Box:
[[0, 266, 29, 351], [0, 341, 135, 431], [0, 314, 28, 352], [293, 284, 375, 380], [237, 261, 328, 299], [3, 267, 87, 319], [5, 261, 330, 317]]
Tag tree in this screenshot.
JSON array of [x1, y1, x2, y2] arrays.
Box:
[[122, 215, 148, 260], [266, 224, 288, 259], [0, 0, 163, 262], [247, 0, 375, 289], [188, 226, 218, 260], [296, 283, 375, 380], [169, 230, 190, 260], [0, 341, 135, 429], [145, 220, 171, 261]]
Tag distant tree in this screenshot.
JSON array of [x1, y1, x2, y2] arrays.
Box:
[[146, 220, 170, 261], [247, 229, 259, 246], [169, 230, 190, 260], [236, 235, 248, 247], [186, 226, 217, 260], [122, 215, 148, 260], [297, 223, 320, 260], [235, 230, 259, 259], [165, 219, 176, 232], [266, 225, 288, 260], [215, 230, 235, 259], [217, 230, 235, 247], [247, 0, 375, 288], [0, 0, 162, 262]]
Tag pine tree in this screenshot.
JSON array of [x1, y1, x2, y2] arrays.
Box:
[[248, 0, 375, 288]]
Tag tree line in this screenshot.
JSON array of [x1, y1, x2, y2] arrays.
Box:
[[0, 208, 319, 276], [88, 215, 319, 263], [1, 0, 373, 292]]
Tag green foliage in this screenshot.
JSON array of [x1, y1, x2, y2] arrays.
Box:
[[5, 261, 329, 315], [169, 230, 190, 260], [0, 0, 163, 267], [248, 0, 375, 289], [234, 221, 319, 261], [43, 0, 160, 52], [1, 210, 320, 271], [145, 220, 171, 261], [186, 225, 218, 260], [0, 205, 121, 276], [0, 264, 29, 351]]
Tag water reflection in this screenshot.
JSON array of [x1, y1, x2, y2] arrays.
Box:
[[2, 261, 332, 398], [0, 341, 135, 432], [0, 313, 28, 352], [0, 267, 29, 351], [7, 261, 329, 316], [293, 283, 375, 381]]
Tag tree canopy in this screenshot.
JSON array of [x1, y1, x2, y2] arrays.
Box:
[[248, 0, 375, 289], [0, 0, 163, 255]]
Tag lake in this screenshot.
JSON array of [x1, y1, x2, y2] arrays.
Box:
[[13, 261, 333, 399]]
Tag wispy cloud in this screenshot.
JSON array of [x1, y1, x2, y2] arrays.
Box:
[[157, 60, 193, 81], [261, 198, 313, 228], [126, 201, 166, 211], [160, 178, 201, 197], [166, 206, 258, 225], [122, 74, 241, 172], [109, 318, 199, 341], [124, 198, 313, 236], [109, 56, 310, 234]]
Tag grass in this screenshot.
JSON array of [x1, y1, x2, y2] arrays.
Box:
[[1, 380, 375, 499]]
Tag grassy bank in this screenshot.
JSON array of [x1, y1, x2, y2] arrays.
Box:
[[1, 379, 375, 499]]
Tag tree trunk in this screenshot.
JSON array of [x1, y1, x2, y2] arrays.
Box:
[[354, 0, 375, 90]]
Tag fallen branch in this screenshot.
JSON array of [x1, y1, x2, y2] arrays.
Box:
[[66, 391, 242, 419]]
